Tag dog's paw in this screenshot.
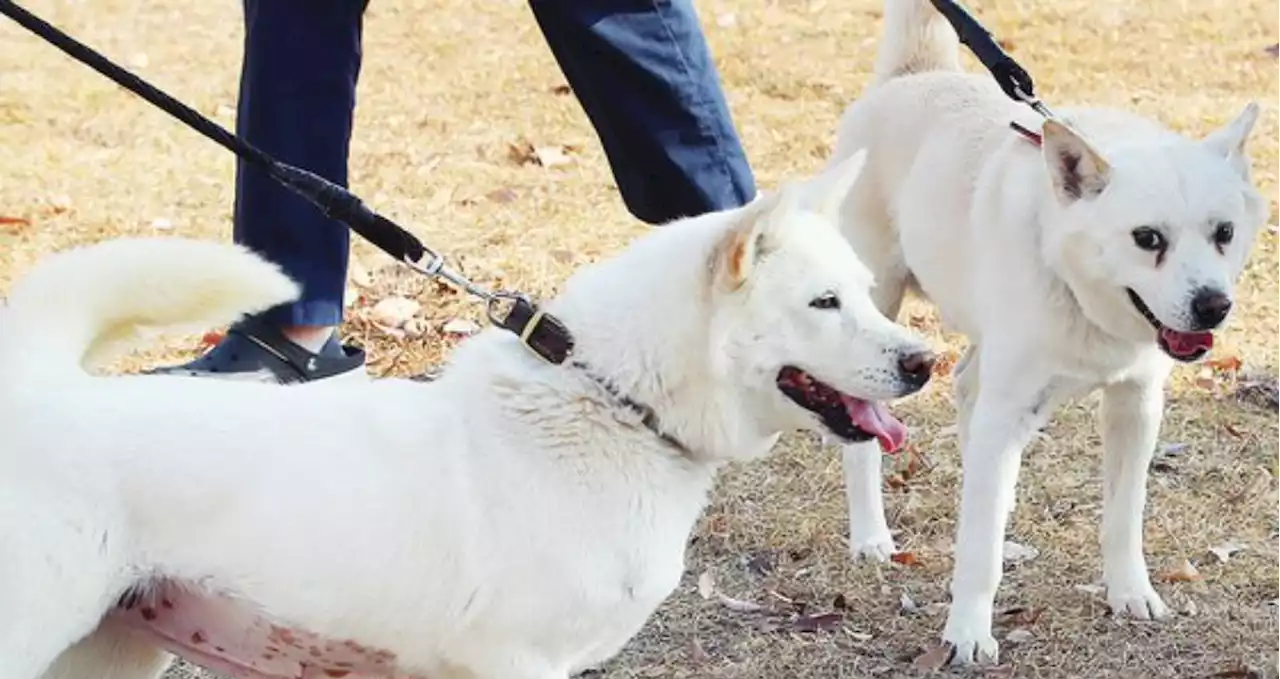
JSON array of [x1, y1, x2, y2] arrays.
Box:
[[941, 618, 999, 666], [849, 534, 897, 563], [1107, 583, 1170, 620]]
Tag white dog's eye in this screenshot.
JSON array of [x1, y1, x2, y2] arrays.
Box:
[[1212, 221, 1234, 247], [1131, 226, 1167, 253], [809, 292, 841, 310]]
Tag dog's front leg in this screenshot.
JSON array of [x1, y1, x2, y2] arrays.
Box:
[[842, 441, 895, 561], [941, 359, 1050, 666], [1098, 373, 1170, 620]]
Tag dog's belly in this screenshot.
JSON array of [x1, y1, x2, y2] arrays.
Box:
[[107, 580, 408, 679]]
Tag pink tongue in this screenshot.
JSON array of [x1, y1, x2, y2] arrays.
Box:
[[1160, 327, 1213, 357], [841, 396, 908, 453]]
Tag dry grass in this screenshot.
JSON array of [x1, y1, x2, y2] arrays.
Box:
[[1, 0, 1277, 677]]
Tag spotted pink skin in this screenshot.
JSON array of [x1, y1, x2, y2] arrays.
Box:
[[109, 581, 405, 679]]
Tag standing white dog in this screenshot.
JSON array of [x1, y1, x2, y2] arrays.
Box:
[[827, 0, 1266, 665], [0, 152, 938, 679]]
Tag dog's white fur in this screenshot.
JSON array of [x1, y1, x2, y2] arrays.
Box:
[[0, 153, 934, 679], [827, 0, 1266, 664]]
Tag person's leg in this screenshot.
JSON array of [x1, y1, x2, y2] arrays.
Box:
[[528, 0, 756, 224], [152, 0, 368, 382]]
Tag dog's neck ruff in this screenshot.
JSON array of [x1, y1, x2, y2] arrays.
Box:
[[570, 360, 693, 458]]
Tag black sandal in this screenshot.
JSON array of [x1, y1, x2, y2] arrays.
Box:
[[147, 316, 366, 384]]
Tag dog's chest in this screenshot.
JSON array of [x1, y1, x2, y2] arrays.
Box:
[[107, 581, 406, 679]]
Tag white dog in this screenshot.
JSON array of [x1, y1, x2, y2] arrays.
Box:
[[827, 0, 1266, 665], [0, 151, 938, 679]]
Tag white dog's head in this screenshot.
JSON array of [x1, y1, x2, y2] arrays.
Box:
[[1039, 103, 1267, 363], [707, 151, 935, 453]]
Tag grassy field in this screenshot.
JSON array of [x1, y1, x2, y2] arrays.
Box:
[[1, 0, 1276, 677]]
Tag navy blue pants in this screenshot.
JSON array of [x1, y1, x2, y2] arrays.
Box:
[[236, 0, 756, 328]]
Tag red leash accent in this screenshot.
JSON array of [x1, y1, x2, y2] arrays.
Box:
[[1009, 121, 1042, 147]]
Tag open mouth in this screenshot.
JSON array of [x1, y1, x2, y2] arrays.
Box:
[[776, 366, 907, 453], [1125, 289, 1212, 362]]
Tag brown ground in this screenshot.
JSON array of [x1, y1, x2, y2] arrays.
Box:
[[1, 0, 1276, 677]]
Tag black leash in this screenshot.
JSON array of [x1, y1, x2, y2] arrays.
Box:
[[928, 0, 1056, 120], [0, 0, 574, 365]]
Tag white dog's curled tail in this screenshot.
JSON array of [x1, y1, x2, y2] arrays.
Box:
[[0, 237, 299, 380], [873, 0, 963, 85]]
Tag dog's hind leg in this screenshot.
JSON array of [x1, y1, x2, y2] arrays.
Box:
[[40, 623, 171, 679], [0, 499, 132, 679], [1098, 374, 1171, 621]]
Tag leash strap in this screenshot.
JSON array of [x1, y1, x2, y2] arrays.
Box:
[[0, 0, 574, 365], [928, 0, 1056, 119]]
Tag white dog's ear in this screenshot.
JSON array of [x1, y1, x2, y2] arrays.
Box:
[[713, 194, 780, 290], [1041, 119, 1111, 203], [816, 148, 868, 220], [1202, 102, 1259, 179]]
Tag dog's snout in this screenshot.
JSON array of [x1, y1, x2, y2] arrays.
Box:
[[1190, 287, 1232, 329], [897, 349, 935, 389]]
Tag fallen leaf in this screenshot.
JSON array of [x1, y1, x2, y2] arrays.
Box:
[[1206, 355, 1243, 373], [1210, 665, 1261, 678], [1003, 540, 1040, 565], [790, 611, 844, 633], [0, 215, 31, 227], [688, 638, 709, 664], [369, 296, 421, 329], [1156, 559, 1203, 583], [890, 551, 922, 567], [997, 606, 1043, 626], [788, 546, 813, 562], [743, 551, 776, 577], [402, 318, 430, 338], [764, 588, 796, 606], [932, 350, 959, 376], [485, 187, 518, 204], [1194, 366, 1218, 390], [507, 142, 537, 165], [533, 145, 572, 168], [696, 569, 716, 600], [1005, 629, 1034, 643], [716, 593, 764, 613], [441, 318, 481, 336], [844, 628, 873, 642], [913, 643, 953, 671], [46, 194, 72, 214], [1208, 541, 1244, 564]]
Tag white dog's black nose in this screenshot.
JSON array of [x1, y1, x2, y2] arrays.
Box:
[[897, 349, 936, 389], [1190, 288, 1232, 329]]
